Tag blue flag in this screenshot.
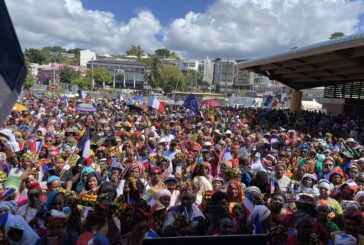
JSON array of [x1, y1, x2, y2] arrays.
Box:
[[183, 94, 200, 115], [147, 229, 159, 238], [63, 95, 68, 107], [263, 95, 273, 108], [253, 213, 263, 234], [183, 206, 189, 220]]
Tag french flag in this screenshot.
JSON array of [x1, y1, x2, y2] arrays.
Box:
[[270, 178, 275, 194], [147, 96, 165, 112], [29, 140, 43, 154], [77, 128, 91, 166], [146, 196, 159, 211], [345, 179, 358, 190], [222, 146, 233, 162], [243, 192, 254, 216], [270, 135, 279, 144], [140, 157, 149, 168]]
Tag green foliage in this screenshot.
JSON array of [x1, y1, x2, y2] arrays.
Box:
[[154, 48, 179, 59], [143, 55, 163, 88], [329, 32, 345, 39], [23, 60, 35, 89], [24, 48, 52, 64], [59, 66, 81, 84], [71, 77, 90, 90], [126, 45, 144, 59], [184, 70, 203, 87], [160, 66, 186, 93], [86, 68, 112, 85], [24, 46, 80, 65], [24, 73, 35, 90], [42, 46, 67, 54]]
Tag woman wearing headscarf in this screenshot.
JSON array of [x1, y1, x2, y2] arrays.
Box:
[[76, 166, 94, 193], [226, 180, 244, 214], [4, 214, 39, 245], [317, 179, 343, 221], [116, 162, 146, 197], [294, 173, 319, 196]]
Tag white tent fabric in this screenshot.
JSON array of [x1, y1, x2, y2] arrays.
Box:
[[301, 100, 322, 111]]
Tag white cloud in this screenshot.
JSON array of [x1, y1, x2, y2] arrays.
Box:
[[4, 0, 364, 59], [164, 0, 364, 58], [4, 0, 162, 55]]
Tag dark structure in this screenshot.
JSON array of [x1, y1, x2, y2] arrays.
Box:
[[235, 33, 364, 115]]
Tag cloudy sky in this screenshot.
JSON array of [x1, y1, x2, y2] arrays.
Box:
[[5, 0, 364, 59]]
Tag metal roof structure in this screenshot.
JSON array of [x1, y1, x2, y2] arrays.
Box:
[[235, 33, 364, 90]]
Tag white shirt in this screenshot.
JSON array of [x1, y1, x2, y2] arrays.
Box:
[[16, 204, 38, 224], [275, 175, 291, 193], [163, 204, 204, 231]]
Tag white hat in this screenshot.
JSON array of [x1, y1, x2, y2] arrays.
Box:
[[203, 142, 212, 147], [214, 129, 221, 135], [158, 138, 167, 144], [346, 138, 357, 144], [224, 130, 232, 135]]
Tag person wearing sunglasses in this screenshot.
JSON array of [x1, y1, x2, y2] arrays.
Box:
[[16, 182, 43, 226], [145, 167, 164, 204]]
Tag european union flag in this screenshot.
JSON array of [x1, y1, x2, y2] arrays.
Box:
[[183, 94, 200, 115]]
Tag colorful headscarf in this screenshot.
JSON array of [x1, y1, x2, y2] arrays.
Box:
[[76, 166, 95, 193]]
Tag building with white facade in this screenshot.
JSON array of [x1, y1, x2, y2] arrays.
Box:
[[213, 59, 236, 94], [80, 49, 96, 67], [198, 58, 214, 84], [87, 57, 147, 89], [178, 59, 199, 72]]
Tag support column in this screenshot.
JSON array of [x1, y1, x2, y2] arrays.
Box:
[[290, 90, 302, 112]]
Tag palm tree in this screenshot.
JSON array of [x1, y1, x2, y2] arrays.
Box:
[[126, 45, 144, 60], [146, 55, 163, 88]]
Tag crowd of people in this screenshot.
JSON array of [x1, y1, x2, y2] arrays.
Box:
[[0, 93, 363, 245]]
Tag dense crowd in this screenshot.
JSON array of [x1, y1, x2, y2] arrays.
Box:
[[0, 94, 363, 245]]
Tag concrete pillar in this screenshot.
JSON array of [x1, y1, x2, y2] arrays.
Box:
[[290, 90, 302, 112]]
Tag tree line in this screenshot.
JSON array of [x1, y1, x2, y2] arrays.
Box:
[[24, 45, 204, 93], [24, 32, 345, 92]]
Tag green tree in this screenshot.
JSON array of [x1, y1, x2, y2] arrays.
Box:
[[42, 46, 67, 54], [143, 55, 163, 88], [329, 32, 345, 39], [184, 70, 203, 89], [160, 66, 186, 93], [154, 48, 179, 59], [91, 68, 112, 85], [24, 48, 52, 64], [23, 60, 35, 89], [71, 77, 90, 90], [126, 45, 144, 59], [59, 66, 81, 84]]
